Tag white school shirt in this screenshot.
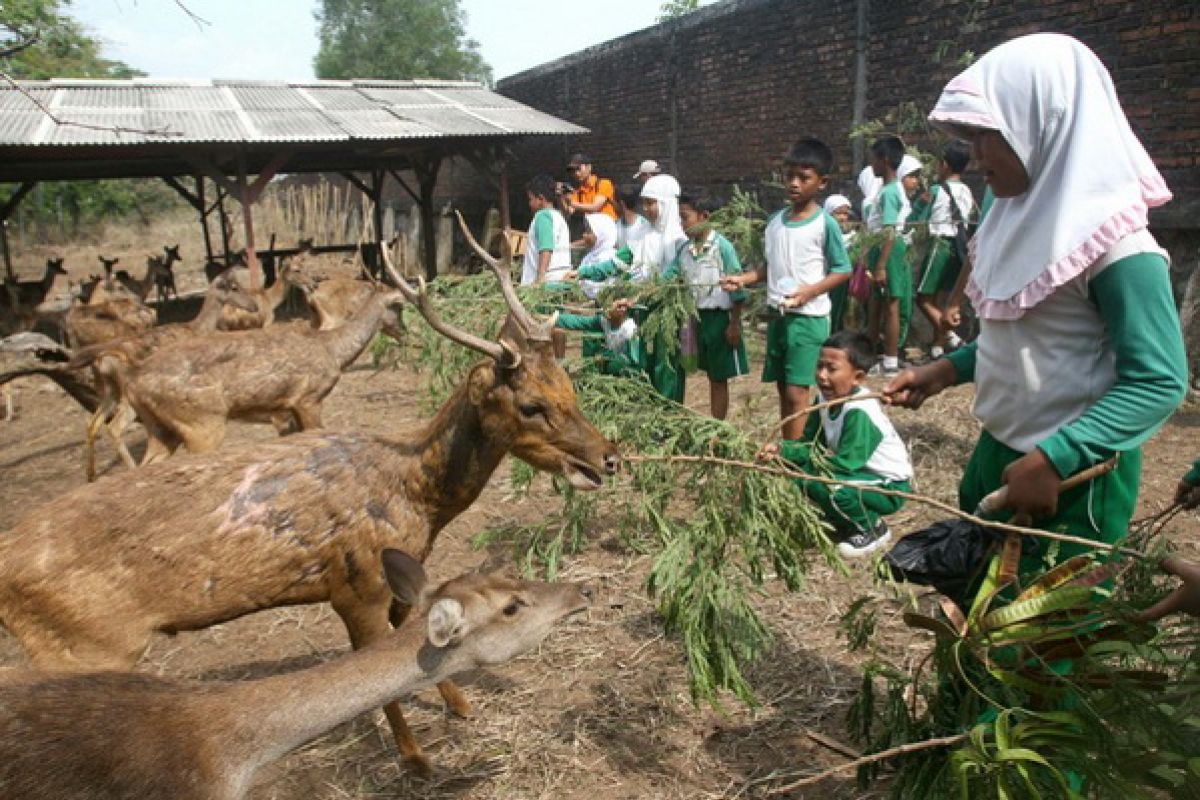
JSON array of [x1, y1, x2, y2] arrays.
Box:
[[865, 181, 911, 234], [616, 215, 652, 251], [521, 208, 572, 285], [764, 208, 851, 316], [927, 180, 977, 237], [817, 387, 913, 483], [676, 230, 741, 310], [972, 229, 1168, 452]]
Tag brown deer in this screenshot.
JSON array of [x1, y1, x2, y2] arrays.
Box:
[[0, 550, 592, 800], [0, 228, 620, 776], [115, 281, 406, 463], [156, 244, 181, 302], [216, 256, 315, 331], [115, 256, 170, 302], [4, 257, 67, 309], [70, 273, 259, 480], [65, 293, 158, 350], [0, 332, 100, 420], [80, 255, 123, 304]]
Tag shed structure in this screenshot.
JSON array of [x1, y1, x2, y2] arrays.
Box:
[[0, 78, 588, 285]]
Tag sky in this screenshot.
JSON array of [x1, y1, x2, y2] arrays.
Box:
[[69, 0, 709, 82]]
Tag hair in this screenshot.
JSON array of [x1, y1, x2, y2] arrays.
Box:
[[823, 330, 876, 372], [782, 137, 834, 175], [526, 174, 558, 203], [870, 136, 906, 171], [942, 140, 971, 174], [678, 191, 723, 215], [617, 183, 642, 209]]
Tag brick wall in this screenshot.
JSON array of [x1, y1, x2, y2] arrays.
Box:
[[494, 0, 1198, 231]]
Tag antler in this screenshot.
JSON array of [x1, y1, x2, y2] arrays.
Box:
[[378, 240, 515, 365], [453, 210, 543, 337]]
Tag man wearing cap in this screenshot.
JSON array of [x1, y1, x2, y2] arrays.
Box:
[[633, 159, 661, 183], [562, 154, 618, 221]]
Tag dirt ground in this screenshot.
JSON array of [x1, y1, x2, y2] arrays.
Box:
[[2, 310, 1198, 799]]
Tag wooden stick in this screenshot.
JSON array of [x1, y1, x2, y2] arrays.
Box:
[[764, 732, 970, 794], [622, 453, 1151, 560], [765, 392, 884, 442]]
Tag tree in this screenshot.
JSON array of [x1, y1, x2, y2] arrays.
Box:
[[1, 0, 142, 79], [657, 0, 702, 22], [314, 0, 491, 85]]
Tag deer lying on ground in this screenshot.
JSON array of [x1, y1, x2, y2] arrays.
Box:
[[65, 292, 157, 349], [216, 257, 315, 331], [0, 550, 593, 800], [113, 277, 405, 462], [0, 226, 620, 776], [70, 273, 259, 479]]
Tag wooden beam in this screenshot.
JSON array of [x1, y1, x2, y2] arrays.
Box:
[[414, 155, 442, 282], [388, 169, 420, 205], [160, 175, 203, 212], [339, 171, 372, 198], [196, 176, 215, 266], [235, 154, 261, 289], [243, 153, 290, 205], [0, 181, 36, 222]]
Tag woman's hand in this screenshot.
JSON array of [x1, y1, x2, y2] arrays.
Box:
[[1000, 448, 1061, 519], [883, 360, 956, 409]]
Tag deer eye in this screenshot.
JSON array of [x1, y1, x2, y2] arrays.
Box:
[[503, 598, 526, 616], [518, 403, 546, 419]]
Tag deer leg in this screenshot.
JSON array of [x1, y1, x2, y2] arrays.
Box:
[[337, 594, 436, 777], [390, 600, 472, 718], [292, 403, 323, 431], [106, 403, 138, 469], [85, 402, 113, 481]]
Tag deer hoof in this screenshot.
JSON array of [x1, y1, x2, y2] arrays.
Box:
[[402, 753, 434, 780]]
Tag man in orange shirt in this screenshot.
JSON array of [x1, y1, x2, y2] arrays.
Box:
[[561, 153, 618, 221]]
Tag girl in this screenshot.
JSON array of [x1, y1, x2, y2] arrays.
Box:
[[578, 213, 618, 300], [886, 33, 1187, 571]]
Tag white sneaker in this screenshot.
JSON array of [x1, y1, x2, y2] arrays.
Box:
[[929, 346, 944, 359], [946, 331, 964, 350], [837, 522, 893, 558]]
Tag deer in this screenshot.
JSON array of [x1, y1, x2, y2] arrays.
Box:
[[204, 249, 248, 284], [79, 255, 123, 304], [0, 332, 100, 420], [0, 221, 621, 776], [156, 244, 181, 302], [114, 256, 171, 303], [216, 256, 315, 331], [0, 549, 593, 800], [112, 276, 406, 463], [4, 257, 67, 310], [32, 267, 78, 343], [64, 292, 157, 349], [69, 273, 259, 480]]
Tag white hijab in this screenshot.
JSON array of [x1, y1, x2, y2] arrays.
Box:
[[580, 213, 618, 267], [928, 33, 1171, 320], [823, 194, 851, 215], [630, 174, 686, 281], [856, 165, 881, 214], [897, 154, 922, 180]]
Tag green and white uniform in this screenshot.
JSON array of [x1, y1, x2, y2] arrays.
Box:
[[555, 311, 643, 376], [917, 180, 976, 295], [761, 207, 851, 386], [663, 230, 749, 381], [521, 207, 572, 285], [780, 386, 913, 536], [866, 180, 913, 347]]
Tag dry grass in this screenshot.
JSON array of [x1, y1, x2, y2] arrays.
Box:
[[1, 237, 1198, 797]]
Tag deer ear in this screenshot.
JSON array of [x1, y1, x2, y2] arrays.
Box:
[[467, 364, 493, 405], [381, 548, 426, 607], [427, 598, 467, 647]]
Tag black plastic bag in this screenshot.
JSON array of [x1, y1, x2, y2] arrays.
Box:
[[884, 519, 1003, 606]]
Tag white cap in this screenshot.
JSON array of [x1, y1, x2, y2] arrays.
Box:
[[898, 154, 923, 179], [633, 159, 661, 178]]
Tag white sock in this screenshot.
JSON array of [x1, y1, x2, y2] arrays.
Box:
[[930, 345, 944, 358], [947, 331, 963, 348], [882, 356, 899, 370]]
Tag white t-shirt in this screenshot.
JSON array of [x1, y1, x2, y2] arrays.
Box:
[[764, 208, 851, 316], [817, 387, 913, 482], [927, 180, 977, 237], [521, 208, 572, 285]]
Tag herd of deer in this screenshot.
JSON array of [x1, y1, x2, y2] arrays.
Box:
[[0, 223, 620, 800]]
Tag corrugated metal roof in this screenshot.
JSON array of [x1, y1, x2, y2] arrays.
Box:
[[0, 79, 586, 147]]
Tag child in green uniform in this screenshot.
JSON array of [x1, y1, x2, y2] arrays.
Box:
[[722, 137, 851, 438], [554, 298, 643, 377], [915, 140, 975, 359], [661, 193, 748, 419], [886, 33, 1187, 578], [865, 136, 913, 377], [761, 331, 913, 558]]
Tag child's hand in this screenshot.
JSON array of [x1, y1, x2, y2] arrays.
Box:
[[1000, 449, 1061, 519], [781, 289, 812, 309], [883, 361, 955, 409], [720, 274, 745, 292], [725, 321, 742, 347], [756, 442, 780, 461], [941, 303, 962, 330], [606, 298, 632, 323], [873, 268, 888, 287], [563, 270, 578, 281]]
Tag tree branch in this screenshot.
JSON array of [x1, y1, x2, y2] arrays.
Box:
[[173, 0, 211, 29], [762, 731, 970, 794]]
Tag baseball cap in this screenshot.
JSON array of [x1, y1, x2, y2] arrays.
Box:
[[567, 153, 592, 167], [633, 159, 661, 178]]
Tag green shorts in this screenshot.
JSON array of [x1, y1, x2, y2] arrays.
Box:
[[917, 236, 962, 296], [762, 312, 829, 387], [868, 239, 912, 301], [696, 308, 749, 382]]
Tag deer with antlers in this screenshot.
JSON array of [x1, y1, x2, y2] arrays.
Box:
[[0, 550, 593, 800], [0, 218, 619, 775]]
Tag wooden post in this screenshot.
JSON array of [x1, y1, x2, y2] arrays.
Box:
[[415, 155, 442, 281], [498, 159, 511, 231], [217, 186, 233, 268], [235, 154, 260, 289], [197, 176, 214, 266], [0, 222, 13, 285]]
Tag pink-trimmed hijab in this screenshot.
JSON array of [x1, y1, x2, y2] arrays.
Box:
[[928, 33, 1171, 320]]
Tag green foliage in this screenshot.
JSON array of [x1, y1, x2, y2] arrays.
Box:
[[314, 0, 491, 84], [12, 179, 186, 240], [849, 545, 1200, 799], [657, 0, 702, 23], [1, 0, 143, 78]]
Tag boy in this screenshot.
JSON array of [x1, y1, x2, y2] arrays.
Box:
[[915, 141, 976, 358], [723, 137, 851, 439], [761, 331, 912, 558], [554, 298, 643, 376], [615, 183, 652, 251], [522, 174, 573, 286], [865, 136, 913, 377], [662, 193, 749, 419]]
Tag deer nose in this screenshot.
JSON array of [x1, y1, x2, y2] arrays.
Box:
[[603, 452, 621, 476]]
